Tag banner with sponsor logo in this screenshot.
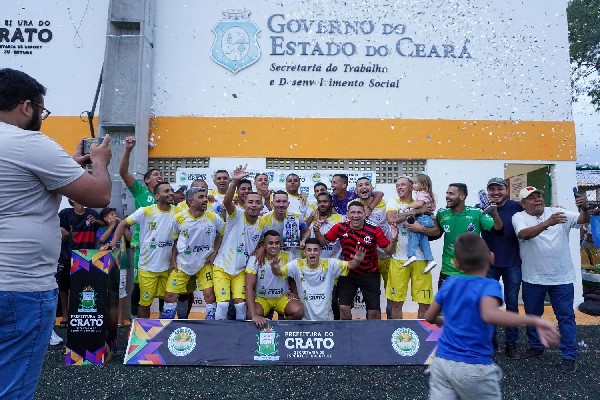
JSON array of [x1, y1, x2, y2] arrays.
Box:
[[175, 167, 377, 195], [66, 249, 120, 365], [124, 319, 439, 366]]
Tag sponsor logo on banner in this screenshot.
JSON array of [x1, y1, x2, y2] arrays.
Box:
[[255, 325, 280, 361], [391, 328, 420, 356], [168, 327, 197, 357], [284, 330, 335, 359], [78, 285, 97, 312], [211, 9, 261, 74]]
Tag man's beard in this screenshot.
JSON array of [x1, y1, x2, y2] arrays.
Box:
[[24, 112, 41, 131]]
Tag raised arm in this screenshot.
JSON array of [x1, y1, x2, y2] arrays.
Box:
[[118, 136, 137, 189], [223, 165, 248, 215], [56, 135, 112, 208]]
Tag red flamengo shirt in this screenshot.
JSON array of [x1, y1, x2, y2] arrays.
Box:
[[324, 220, 390, 275]]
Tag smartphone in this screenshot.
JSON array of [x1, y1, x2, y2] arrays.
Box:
[[573, 187, 579, 198], [482, 204, 497, 215], [82, 137, 104, 155]]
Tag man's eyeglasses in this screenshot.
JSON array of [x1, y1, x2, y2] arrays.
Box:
[[25, 100, 51, 120]]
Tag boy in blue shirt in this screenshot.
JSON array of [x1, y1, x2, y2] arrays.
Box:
[[425, 233, 559, 399]]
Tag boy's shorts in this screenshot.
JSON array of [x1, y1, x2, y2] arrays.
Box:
[[386, 258, 433, 304], [213, 267, 246, 302], [138, 269, 169, 306], [429, 357, 502, 400], [255, 295, 290, 316]]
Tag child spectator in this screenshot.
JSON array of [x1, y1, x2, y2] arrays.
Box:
[[425, 233, 559, 399], [97, 207, 132, 327], [403, 173, 437, 273]]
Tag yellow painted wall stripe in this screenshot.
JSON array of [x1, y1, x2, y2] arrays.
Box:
[[43, 116, 576, 160]]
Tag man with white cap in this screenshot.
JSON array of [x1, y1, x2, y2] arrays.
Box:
[[512, 186, 590, 373]]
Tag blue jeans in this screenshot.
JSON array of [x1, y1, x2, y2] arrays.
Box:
[[487, 265, 521, 345], [407, 214, 434, 260], [0, 289, 58, 400], [522, 282, 578, 360]]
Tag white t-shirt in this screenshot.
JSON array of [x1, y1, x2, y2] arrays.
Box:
[[214, 208, 266, 276], [0, 123, 84, 292], [512, 207, 581, 285], [280, 258, 349, 321], [126, 204, 177, 272], [310, 213, 344, 259], [259, 210, 306, 249], [287, 193, 311, 218], [173, 209, 225, 275], [246, 251, 295, 298], [368, 199, 392, 259], [385, 198, 425, 261]]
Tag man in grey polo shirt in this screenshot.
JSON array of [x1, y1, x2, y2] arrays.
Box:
[[0, 68, 112, 399]]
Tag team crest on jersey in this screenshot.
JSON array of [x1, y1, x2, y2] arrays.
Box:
[[211, 9, 261, 74], [254, 325, 280, 361], [182, 229, 189, 238], [391, 328, 420, 357], [149, 221, 157, 230], [466, 222, 476, 232], [363, 236, 372, 244]]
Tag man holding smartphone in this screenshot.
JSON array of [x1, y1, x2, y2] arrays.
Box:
[[0, 68, 112, 399]]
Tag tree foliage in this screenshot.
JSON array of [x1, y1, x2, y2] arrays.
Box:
[[567, 0, 600, 110]]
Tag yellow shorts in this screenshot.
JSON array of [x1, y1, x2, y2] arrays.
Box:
[[379, 256, 392, 288], [172, 264, 213, 294], [386, 258, 433, 304], [255, 295, 290, 316], [213, 267, 246, 302], [138, 269, 169, 306]]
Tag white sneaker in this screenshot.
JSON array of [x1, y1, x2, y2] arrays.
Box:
[[403, 256, 417, 267], [424, 261, 438, 274], [49, 330, 63, 346]]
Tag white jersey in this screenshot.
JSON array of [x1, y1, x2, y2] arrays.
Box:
[[287, 193, 310, 218], [208, 189, 226, 214], [214, 208, 266, 276], [126, 204, 177, 272], [280, 258, 349, 321], [174, 209, 225, 275], [367, 199, 392, 259], [310, 213, 344, 259], [259, 210, 306, 250], [246, 251, 295, 298], [385, 198, 425, 261]]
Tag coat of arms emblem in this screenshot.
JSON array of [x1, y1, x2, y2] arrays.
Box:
[[211, 9, 261, 74]]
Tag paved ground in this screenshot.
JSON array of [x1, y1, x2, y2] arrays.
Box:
[[37, 320, 600, 400]]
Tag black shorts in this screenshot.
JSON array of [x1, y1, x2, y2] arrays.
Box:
[[56, 262, 70, 291], [337, 271, 381, 311]]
